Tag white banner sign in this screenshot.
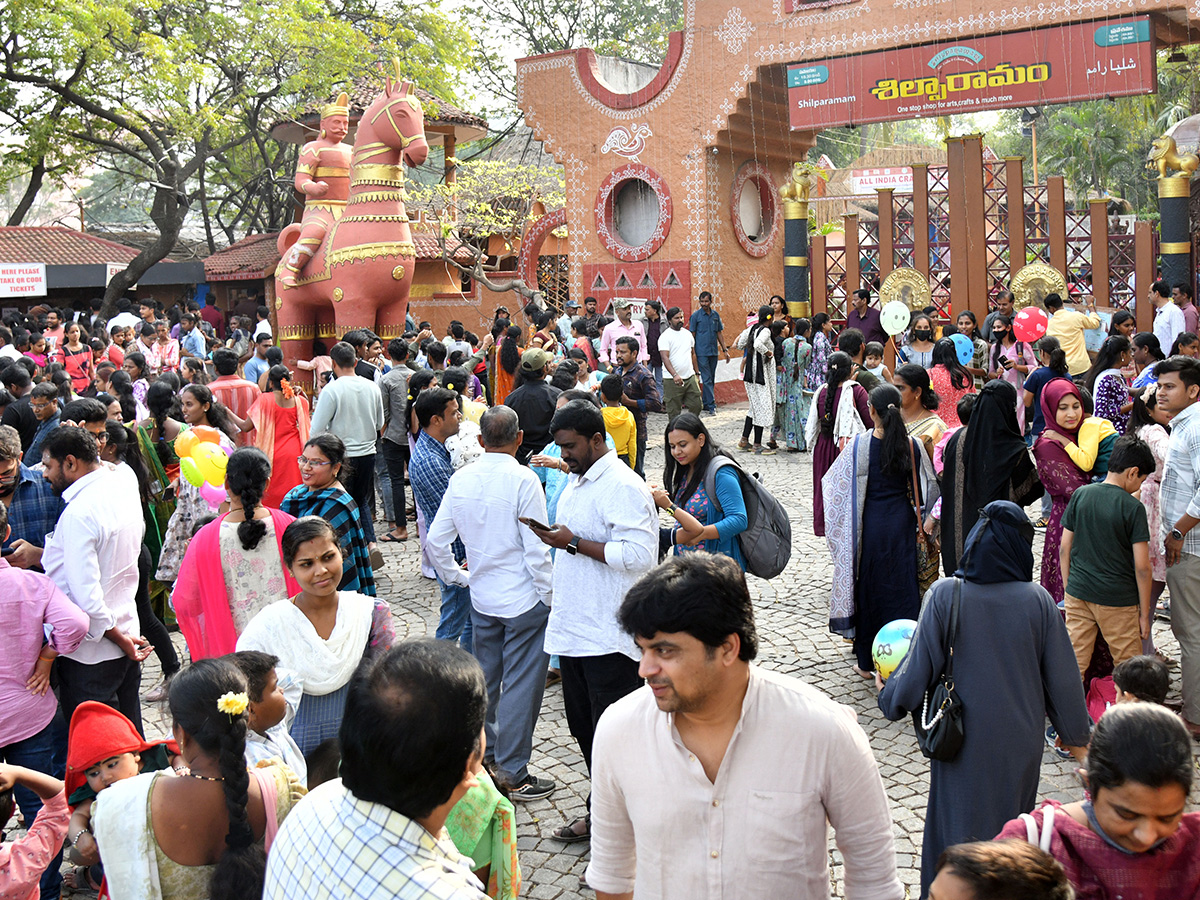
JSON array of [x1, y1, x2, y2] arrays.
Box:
[[106, 263, 137, 291], [0, 263, 47, 298]]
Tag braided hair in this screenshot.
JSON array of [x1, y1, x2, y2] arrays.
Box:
[[820, 351, 855, 436], [168, 658, 263, 900], [499, 325, 522, 375], [225, 447, 271, 551]]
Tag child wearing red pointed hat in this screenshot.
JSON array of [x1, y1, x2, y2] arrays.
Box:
[[62, 702, 179, 893]]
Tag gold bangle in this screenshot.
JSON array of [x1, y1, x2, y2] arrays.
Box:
[[38, 654, 55, 663]]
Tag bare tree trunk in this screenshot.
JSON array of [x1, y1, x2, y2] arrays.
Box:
[[101, 165, 187, 317], [6, 158, 46, 226]]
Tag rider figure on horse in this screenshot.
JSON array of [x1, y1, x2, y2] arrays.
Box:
[[284, 92, 352, 278]]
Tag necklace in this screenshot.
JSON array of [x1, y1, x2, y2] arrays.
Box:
[[184, 772, 224, 782]]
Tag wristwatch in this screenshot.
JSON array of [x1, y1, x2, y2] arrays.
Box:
[[565, 536, 581, 555], [1171, 528, 1185, 542]]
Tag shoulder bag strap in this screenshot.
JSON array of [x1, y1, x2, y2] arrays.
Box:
[[910, 437, 924, 524], [945, 577, 961, 679]]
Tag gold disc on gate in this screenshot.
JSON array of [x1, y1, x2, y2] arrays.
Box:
[[1011, 262, 1068, 310], [880, 267, 932, 312]]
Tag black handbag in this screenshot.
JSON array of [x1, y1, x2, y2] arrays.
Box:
[[912, 577, 964, 762]]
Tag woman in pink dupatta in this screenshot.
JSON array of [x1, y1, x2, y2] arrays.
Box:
[[239, 365, 311, 510], [172, 448, 302, 659]]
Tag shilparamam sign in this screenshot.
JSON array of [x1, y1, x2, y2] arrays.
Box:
[[0, 264, 47, 299], [788, 17, 1156, 130]]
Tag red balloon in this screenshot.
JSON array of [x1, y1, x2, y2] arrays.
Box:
[[1013, 307, 1049, 343]]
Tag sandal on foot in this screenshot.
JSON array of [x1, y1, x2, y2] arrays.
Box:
[[737, 438, 751, 450], [379, 533, 408, 543], [550, 816, 591, 843], [369, 548, 385, 569]]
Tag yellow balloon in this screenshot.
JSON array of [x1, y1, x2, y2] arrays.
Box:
[[203, 451, 229, 487], [174, 430, 198, 458], [180, 456, 204, 487]]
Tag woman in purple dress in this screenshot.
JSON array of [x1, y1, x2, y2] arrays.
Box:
[[1083, 334, 1132, 434], [1032, 379, 1089, 603]]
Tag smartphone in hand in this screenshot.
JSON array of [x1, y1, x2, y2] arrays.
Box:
[[519, 516, 551, 532]]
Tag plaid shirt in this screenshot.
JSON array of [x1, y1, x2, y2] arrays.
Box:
[[410, 431, 465, 563], [280, 485, 376, 596], [613, 361, 663, 436], [264, 780, 487, 900], [1162, 401, 1200, 555], [2, 463, 65, 549]]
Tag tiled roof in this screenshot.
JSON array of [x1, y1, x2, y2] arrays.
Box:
[[204, 233, 281, 281], [204, 231, 475, 281], [0, 226, 140, 266]]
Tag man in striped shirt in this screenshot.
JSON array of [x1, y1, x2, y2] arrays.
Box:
[[208, 348, 260, 446]]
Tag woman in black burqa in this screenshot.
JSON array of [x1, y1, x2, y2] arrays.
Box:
[[878, 500, 1090, 898]]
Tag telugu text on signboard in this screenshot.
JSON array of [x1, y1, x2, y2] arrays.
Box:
[[0, 264, 47, 299], [788, 17, 1156, 130]]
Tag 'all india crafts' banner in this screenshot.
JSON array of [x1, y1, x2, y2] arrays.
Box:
[[788, 17, 1156, 130]]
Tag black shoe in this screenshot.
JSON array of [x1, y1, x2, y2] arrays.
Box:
[[507, 774, 556, 801]]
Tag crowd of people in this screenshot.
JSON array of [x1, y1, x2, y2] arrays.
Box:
[[1, 286, 1200, 900]]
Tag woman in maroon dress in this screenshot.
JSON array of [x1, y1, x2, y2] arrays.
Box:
[[804, 351, 871, 536], [1033, 379, 1089, 603]]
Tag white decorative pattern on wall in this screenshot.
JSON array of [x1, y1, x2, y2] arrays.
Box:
[[717, 7, 756, 53], [740, 271, 772, 311]]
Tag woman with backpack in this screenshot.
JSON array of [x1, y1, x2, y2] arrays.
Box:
[[651, 413, 748, 570]]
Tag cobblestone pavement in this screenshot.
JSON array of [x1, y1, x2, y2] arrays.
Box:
[[120, 403, 1187, 900]]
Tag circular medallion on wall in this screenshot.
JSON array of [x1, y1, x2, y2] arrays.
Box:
[[730, 161, 780, 258], [595, 164, 672, 262]]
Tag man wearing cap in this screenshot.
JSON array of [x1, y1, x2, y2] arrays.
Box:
[[558, 300, 580, 342], [504, 348, 563, 466], [599, 299, 649, 370]]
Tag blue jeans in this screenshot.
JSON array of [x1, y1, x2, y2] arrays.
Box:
[[652, 364, 664, 400], [435, 575, 473, 653], [698, 355, 719, 411], [2, 721, 64, 900], [472, 601, 550, 785]]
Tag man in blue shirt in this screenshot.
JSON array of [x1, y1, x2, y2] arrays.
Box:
[[409, 386, 472, 652], [688, 291, 730, 415], [0, 424, 64, 553]]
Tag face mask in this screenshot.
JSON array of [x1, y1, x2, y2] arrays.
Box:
[[913, 330, 932, 341]]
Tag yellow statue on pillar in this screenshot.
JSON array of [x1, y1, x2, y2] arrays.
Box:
[[284, 92, 353, 277]]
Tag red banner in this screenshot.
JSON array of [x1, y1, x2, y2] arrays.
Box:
[[788, 17, 1156, 130]]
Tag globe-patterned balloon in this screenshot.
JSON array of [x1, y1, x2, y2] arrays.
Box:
[[872, 618, 918, 681]]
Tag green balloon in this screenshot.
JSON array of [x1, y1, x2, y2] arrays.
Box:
[[180, 456, 204, 487]]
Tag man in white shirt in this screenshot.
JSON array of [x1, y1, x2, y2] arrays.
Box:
[[36, 427, 148, 731], [428, 406, 556, 801], [1153, 279, 1186, 355], [658, 305, 702, 419], [528, 399, 658, 844], [252, 303, 273, 340], [587, 553, 905, 900]]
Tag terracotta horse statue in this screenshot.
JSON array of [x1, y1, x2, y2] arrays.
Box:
[[274, 64, 429, 374]]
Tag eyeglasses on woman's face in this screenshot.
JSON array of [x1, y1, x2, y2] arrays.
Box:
[[297, 456, 332, 469]]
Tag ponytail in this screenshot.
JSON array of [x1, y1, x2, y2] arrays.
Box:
[[1037, 336, 1069, 376], [821, 352, 855, 436], [168, 659, 265, 900], [870, 384, 911, 477], [225, 447, 271, 550]]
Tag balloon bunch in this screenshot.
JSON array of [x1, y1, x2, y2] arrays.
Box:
[[174, 426, 230, 510]]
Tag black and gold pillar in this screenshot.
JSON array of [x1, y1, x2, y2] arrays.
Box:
[[781, 165, 811, 319], [1159, 174, 1191, 291]]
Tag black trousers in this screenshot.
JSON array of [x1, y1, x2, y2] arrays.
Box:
[[57, 655, 143, 736], [381, 438, 408, 527], [345, 452, 377, 543], [559, 652, 642, 808], [135, 544, 179, 677]]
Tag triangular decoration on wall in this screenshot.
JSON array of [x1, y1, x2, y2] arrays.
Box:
[[638, 271, 656, 288], [615, 271, 633, 288], [591, 273, 609, 290], [664, 269, 682, 287]]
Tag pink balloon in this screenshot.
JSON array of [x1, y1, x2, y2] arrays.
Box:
[[199, 481, 226, 509], [1013, 307, 1049, 343]]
